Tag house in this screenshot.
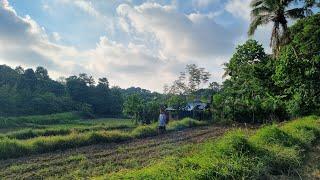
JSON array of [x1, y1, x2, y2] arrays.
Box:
[[165, 100, 210, 120]]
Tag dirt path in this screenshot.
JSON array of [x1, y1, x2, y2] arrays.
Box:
[[0, 124, 244, 179]]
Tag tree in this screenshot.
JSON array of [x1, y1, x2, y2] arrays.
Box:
[[35, 66, 49, 80], [79, 73, 95, 86], [66, 75, 89, 103], [167, 64, 211, 95], [273, 14, 320, 116], [209, 82, 221, 92], [19, 68, 37, 92], [219, 40, 282, 123], [15, 66, 24, 75], [248, 0, 317, 56], [98, 77, 109, 89], [167, 95, 187, 110], [123, 94, 144, 123]]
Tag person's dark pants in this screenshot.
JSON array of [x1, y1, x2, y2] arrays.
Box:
[[158, 126, 166, 134]]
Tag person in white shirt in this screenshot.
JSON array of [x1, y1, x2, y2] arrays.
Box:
[[158, 108, 166, 133]]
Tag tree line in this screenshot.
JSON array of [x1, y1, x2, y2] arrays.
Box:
[[0, 65, 160, 118]]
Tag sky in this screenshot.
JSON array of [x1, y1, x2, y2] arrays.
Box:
[[0, 0, 272, 92]]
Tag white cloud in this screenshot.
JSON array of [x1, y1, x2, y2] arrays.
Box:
[[42, 4, 50, 11], [192, 0, 219, 8], [117, 2, 237, 61], [52, 32, 61, 42], [0, 0, 178, 91], [0, 0, 245, 91], [225, 0, 251, 21], [58, 0, 102, 18]]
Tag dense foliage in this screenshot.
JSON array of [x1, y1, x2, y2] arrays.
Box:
[[0, 65, 160, 118], [273, 14, 320, 116], [213, 13, 320, 123]]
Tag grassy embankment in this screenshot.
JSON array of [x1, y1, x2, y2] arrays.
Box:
[[0, 115, 207, 160], [106, 115, 320, 179]]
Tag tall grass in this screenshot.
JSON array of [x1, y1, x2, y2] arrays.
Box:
[[3, 121, 134, 140], [0, 118, 206, 160], [0, 112, 81, 128], [107, 116, 320, 179]]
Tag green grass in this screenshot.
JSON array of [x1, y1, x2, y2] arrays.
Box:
[[0, 112, 82, 129], [0, 118, 206, 160], [106, 116, 320, 179], [1, 117, 135, 140]]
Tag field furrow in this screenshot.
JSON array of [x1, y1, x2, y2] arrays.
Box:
[[0, 125, 231, 179]]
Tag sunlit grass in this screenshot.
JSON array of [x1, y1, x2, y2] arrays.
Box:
[[106, 116, 320, 179], [0, 117, 206, 160]]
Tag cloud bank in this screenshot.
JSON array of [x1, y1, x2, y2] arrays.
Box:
[[0, 0, 270, 92]]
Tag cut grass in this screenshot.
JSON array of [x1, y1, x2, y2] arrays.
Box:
[[0, 118, 207, 160], [106, 116, 320, 179]]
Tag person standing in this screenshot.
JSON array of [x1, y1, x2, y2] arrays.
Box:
[[158, 108, 166, 134]]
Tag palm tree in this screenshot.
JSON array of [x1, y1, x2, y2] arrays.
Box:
[[248, 0, 308, 57]]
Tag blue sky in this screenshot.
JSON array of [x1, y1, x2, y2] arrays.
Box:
[[0, 0, 273, 91]]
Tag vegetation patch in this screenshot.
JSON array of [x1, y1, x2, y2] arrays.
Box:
[[107, 116, 320, 179], [167, 118, 208, 131], [0, 118, 205, 160], [0, 112, 81, 129]]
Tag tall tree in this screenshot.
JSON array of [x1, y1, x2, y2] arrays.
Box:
[[248, 0, 315, 56], [35, 66, 49, 80], [167, 64, 211, 95]]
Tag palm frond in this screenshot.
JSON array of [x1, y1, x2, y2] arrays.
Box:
[[250, 0, 264, 7], [285, 8, 305, 19], [251, 6, 272, 16], [248, 15, 271, 36]]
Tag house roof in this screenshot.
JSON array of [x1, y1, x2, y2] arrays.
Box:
[[186, 102, 207, 111], [166, 101, 208, 111]]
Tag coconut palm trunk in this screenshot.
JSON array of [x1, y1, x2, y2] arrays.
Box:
[[248, 0, 313, 57]]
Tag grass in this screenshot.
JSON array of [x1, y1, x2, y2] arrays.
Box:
[[0, 112, 81, 129], [106, 115, 320, 179], [0, 118, 207, 160], [2, 119, 135, 140]]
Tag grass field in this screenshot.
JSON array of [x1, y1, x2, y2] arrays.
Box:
[[0, 113, 319, 179], [0, 113, 208, 160]]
